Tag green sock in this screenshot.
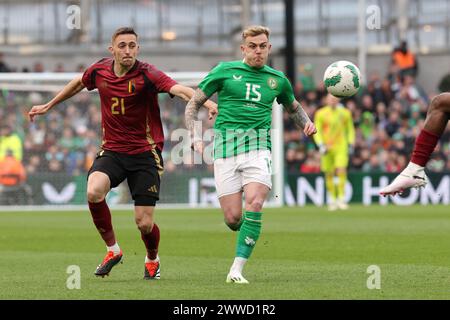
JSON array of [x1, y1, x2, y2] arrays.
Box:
[[235, 211, 262, 259]]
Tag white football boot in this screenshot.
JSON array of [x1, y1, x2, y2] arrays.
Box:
[[379, 162, 428, 196], [226, 270, 249, 284], [328, 199, 338, 211], [337, 199, 349, 210]]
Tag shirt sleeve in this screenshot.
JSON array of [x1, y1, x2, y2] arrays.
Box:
[[81, 61, 100, 91], [143, 64, 178, 93], [198, 62, 225, 97], [276, 76, 296, 107]]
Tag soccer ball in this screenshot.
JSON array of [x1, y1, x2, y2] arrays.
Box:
[[323, 60, 361, 98]]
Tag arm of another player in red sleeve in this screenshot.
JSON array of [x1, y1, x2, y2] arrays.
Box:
[[169, 84, 194, 102], [143, 64, 177, 93], [170, 84, 218, 119]]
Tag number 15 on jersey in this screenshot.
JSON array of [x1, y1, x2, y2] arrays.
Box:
[[245, 83, 261, 102]]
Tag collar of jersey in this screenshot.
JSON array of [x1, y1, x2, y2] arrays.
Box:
[[110, 59, 139, 78], [241, 60, 266, 72]]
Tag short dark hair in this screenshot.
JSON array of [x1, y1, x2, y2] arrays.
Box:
[[111, 27, 138, 43]]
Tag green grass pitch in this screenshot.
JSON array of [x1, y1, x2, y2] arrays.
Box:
[[1, 205, 450, 299]]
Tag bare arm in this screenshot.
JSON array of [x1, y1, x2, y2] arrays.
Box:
[[284, 99, 317, 136], [28, 75, 85, 121], [170, 84, 194, 102], [170, 84, 217, 119]]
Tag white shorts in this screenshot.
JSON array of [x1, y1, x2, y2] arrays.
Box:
[[214, 150, 272, 198]]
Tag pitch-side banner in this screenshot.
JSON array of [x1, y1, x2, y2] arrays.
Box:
[[14, 172, 450, 206], [285, 172, 450, 206]]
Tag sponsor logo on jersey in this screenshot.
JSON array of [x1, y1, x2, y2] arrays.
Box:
[[232, 74, 242, 81], [267, 77, 278, 89]]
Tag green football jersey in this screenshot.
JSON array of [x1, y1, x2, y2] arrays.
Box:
[[198, 60, 295, 159]]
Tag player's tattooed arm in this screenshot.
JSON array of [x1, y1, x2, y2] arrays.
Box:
[[185, 88, 209, 132], [285, 99, 317, 136], [185, 88, 211, 152]]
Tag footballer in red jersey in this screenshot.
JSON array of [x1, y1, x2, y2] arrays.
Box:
[[29, 27, 217, 280]]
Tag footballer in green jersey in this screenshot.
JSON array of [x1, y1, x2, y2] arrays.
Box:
[[185, 25, 316, 284], [198, 60, 295, 159]]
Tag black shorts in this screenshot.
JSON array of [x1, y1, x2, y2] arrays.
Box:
[[88, 149, 164, 206]]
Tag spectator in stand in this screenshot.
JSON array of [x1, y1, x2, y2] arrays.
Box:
[[25, 154, 42, 175], [0, 149, 26, 186], [54, 63, 65, 72], [384, 111, 401, 137], [33, 62, 45, 73], [0, 149, 31, 205], [296, 63, 316, 97], [300, 151, 321, 173], [391, 40, 418, 78], [76, 64, 86, 72], [359, 112, 375, 142], [0, 53, 11, 72], [0, 124, 23, 161], [363, 153, 382, 172]]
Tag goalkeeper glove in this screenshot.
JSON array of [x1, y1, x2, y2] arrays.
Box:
[[318, 144, 327, 155]]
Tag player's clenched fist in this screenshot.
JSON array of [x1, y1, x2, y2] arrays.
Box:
[[207, 103, 218, 120]]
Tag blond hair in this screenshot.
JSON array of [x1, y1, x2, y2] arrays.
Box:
[[242, 25, 270, 41]]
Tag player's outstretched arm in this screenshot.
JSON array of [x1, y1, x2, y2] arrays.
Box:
[[170, 84, 217, 120], [185, 88, 211, 154], [284, 99, 317, 136], [28, 75, 85, 122]]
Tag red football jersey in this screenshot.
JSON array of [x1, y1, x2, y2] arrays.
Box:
[[81, 58, 177, 154]]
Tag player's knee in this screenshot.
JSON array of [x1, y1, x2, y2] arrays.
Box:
[[430, 93, 450, 113], [135, 218, 154, 234], [223, 207, 242, 228], [224, 212, 240, 224], [86, 186, 106, 203], [224, 215, 242, 231], [247, 198, 264, 212]]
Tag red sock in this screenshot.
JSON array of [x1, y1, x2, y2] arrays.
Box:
[[141, 223, 160, 260], [411, 129, 440, 166], [88, 200, 116, 246]]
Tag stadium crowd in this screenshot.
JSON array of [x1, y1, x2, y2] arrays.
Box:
[[1, 59, 450, 184]]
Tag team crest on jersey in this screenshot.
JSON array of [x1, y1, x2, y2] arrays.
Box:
[[267, 77, 278, 89], [128, 80, 136, 93]]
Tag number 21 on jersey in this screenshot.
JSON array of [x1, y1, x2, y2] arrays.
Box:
[[111, 97, 125, 115]]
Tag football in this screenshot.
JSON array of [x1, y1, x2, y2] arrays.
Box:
[[323, 60, 361, 98]]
